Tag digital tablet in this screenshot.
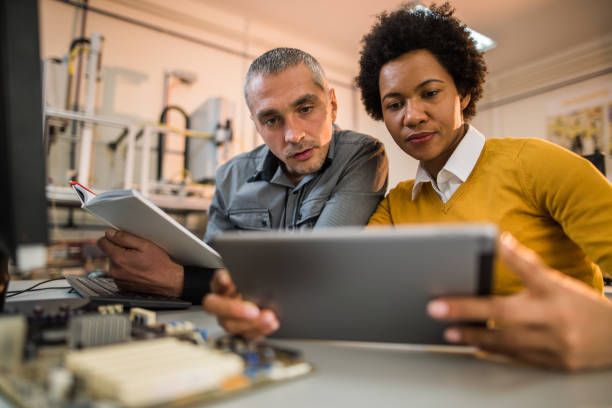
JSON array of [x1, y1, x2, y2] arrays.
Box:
[[212, 224, 497, 345]]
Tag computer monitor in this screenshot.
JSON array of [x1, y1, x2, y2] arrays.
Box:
[[0, 0, 48, 310]]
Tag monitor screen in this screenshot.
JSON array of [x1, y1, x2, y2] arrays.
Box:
[[0, 0, 48, 272]]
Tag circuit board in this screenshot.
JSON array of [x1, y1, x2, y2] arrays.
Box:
[[0, 300, 311, 407]]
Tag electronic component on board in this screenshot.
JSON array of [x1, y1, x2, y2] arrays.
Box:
[[0, 315, 26, 370], [65, 337, 245, 407], [0, 307, 313, 407], [97, 304, 124, 315], [129, 307, 156, 326], [68, 314, 131, 349]]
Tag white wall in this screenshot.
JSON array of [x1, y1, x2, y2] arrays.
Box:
[[39, 0, 369, 189], [40, 0, 612, 195], [473, 74, 612, 141], [472, 35, 612, 181]]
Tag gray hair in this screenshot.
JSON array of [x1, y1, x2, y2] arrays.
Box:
[[244, 47, 328, 108]]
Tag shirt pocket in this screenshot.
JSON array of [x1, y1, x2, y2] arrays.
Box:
[[296, 198, 326, 227], [227, 208, 272, 230]]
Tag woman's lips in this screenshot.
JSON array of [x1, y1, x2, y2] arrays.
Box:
[[292, 148, 314, 161], [407, 132, 435, 144]]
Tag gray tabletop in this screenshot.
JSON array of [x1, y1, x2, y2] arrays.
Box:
[[156, 308, 612, 408], [4, 281, 612, 407]]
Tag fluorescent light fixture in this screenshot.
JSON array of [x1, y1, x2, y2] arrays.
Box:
[[467, 29, 496, 52], [413, 5, 496, 52]]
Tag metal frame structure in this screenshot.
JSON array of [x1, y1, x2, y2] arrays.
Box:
[[44, 107, 216, 212]]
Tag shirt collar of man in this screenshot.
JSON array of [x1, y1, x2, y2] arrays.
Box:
[[412, 125, 485, 201], [248, 127, 338, 186]]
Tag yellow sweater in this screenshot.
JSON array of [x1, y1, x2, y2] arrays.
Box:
[[368, 138, 612, 294]]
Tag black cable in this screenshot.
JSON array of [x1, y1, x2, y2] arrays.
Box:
[[69, 37, 90, 51], [157, 105, 191, 181], [66, 0, 89, 230], [108, 128, 143, 152], [6, 277, 68, 298], [7, 287, 72, 293]]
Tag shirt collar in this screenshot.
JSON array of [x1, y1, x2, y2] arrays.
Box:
[[411, 125, 485, 200], [248, 128, 338, 185]]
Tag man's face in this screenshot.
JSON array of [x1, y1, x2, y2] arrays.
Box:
[[378, 49, 470, 176], [247, 64, 338, 184]]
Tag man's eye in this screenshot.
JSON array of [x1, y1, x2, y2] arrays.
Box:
[[299, 105, 313, 114], [265, 117, 279, 127]]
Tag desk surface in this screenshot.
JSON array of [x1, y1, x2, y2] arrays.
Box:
[[4, 281, 612, 407]]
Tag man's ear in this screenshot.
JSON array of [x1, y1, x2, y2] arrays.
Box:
[[247, 102, 256, 127], [329, 88, 338, 123]]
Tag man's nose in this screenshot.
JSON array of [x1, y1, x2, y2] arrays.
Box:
[[284, 117, 305, 143], [402, 99, 427, 128]]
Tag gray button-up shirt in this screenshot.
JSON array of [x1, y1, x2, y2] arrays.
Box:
[[203, 129, 388, 243]]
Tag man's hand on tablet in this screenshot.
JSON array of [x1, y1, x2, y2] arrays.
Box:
[[203, 269, 279, 339]]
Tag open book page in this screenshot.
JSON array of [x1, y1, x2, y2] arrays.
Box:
[[88, 190, 143, 205], [71, 182, 140, 206]]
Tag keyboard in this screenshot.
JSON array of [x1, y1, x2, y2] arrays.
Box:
[[66, 276, 191, 309]]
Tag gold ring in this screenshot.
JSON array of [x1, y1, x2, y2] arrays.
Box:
[[486, 318, 497, 329]]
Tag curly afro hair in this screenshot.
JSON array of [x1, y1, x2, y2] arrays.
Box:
[[355, 3, 487, 121]]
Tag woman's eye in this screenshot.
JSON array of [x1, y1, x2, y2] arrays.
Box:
[[386, 102, 402, 110], [424, 90, 440, 98]]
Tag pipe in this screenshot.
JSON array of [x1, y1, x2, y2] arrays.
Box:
[[157, 105, 191, 181]]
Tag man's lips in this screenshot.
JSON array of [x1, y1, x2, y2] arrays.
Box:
[[407, 132, 435, 144], [291, 148, 314, 161]]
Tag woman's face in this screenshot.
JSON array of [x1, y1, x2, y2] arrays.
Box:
[[378, 49, 470, 176]]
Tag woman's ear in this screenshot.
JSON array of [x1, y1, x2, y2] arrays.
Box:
[[460, 93, 471, 111]]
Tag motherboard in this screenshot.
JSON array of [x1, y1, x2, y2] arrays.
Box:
[[0, 300, 311, 407]]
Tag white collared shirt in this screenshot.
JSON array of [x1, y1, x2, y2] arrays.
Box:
[[412, 125, 486, 203]]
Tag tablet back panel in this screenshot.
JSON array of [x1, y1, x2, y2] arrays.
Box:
[[213, 224, 496, 344]]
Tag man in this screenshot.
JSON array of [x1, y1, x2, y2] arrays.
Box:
[[98, 48, 389, 335]]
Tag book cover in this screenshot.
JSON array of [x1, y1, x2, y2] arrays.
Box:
[[70, 182, 224, 269]]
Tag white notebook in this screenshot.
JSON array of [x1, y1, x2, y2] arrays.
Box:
[[71, 182, 224, 269]]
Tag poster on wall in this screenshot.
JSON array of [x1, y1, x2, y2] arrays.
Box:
[[546, 86, 612, 176], [547, 106, 604, 155]]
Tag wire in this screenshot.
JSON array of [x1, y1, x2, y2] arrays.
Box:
[[7, 287, 72, 293], [5, 277, 69, 298]]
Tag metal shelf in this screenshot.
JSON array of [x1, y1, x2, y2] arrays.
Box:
[[46, 185, 212, 213]]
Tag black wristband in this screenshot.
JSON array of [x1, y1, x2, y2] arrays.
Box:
[[181, 265, 216, 304]]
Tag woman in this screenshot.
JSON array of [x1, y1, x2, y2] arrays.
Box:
[[356, 3, 612, 296], [355, 3, 612, 370]]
